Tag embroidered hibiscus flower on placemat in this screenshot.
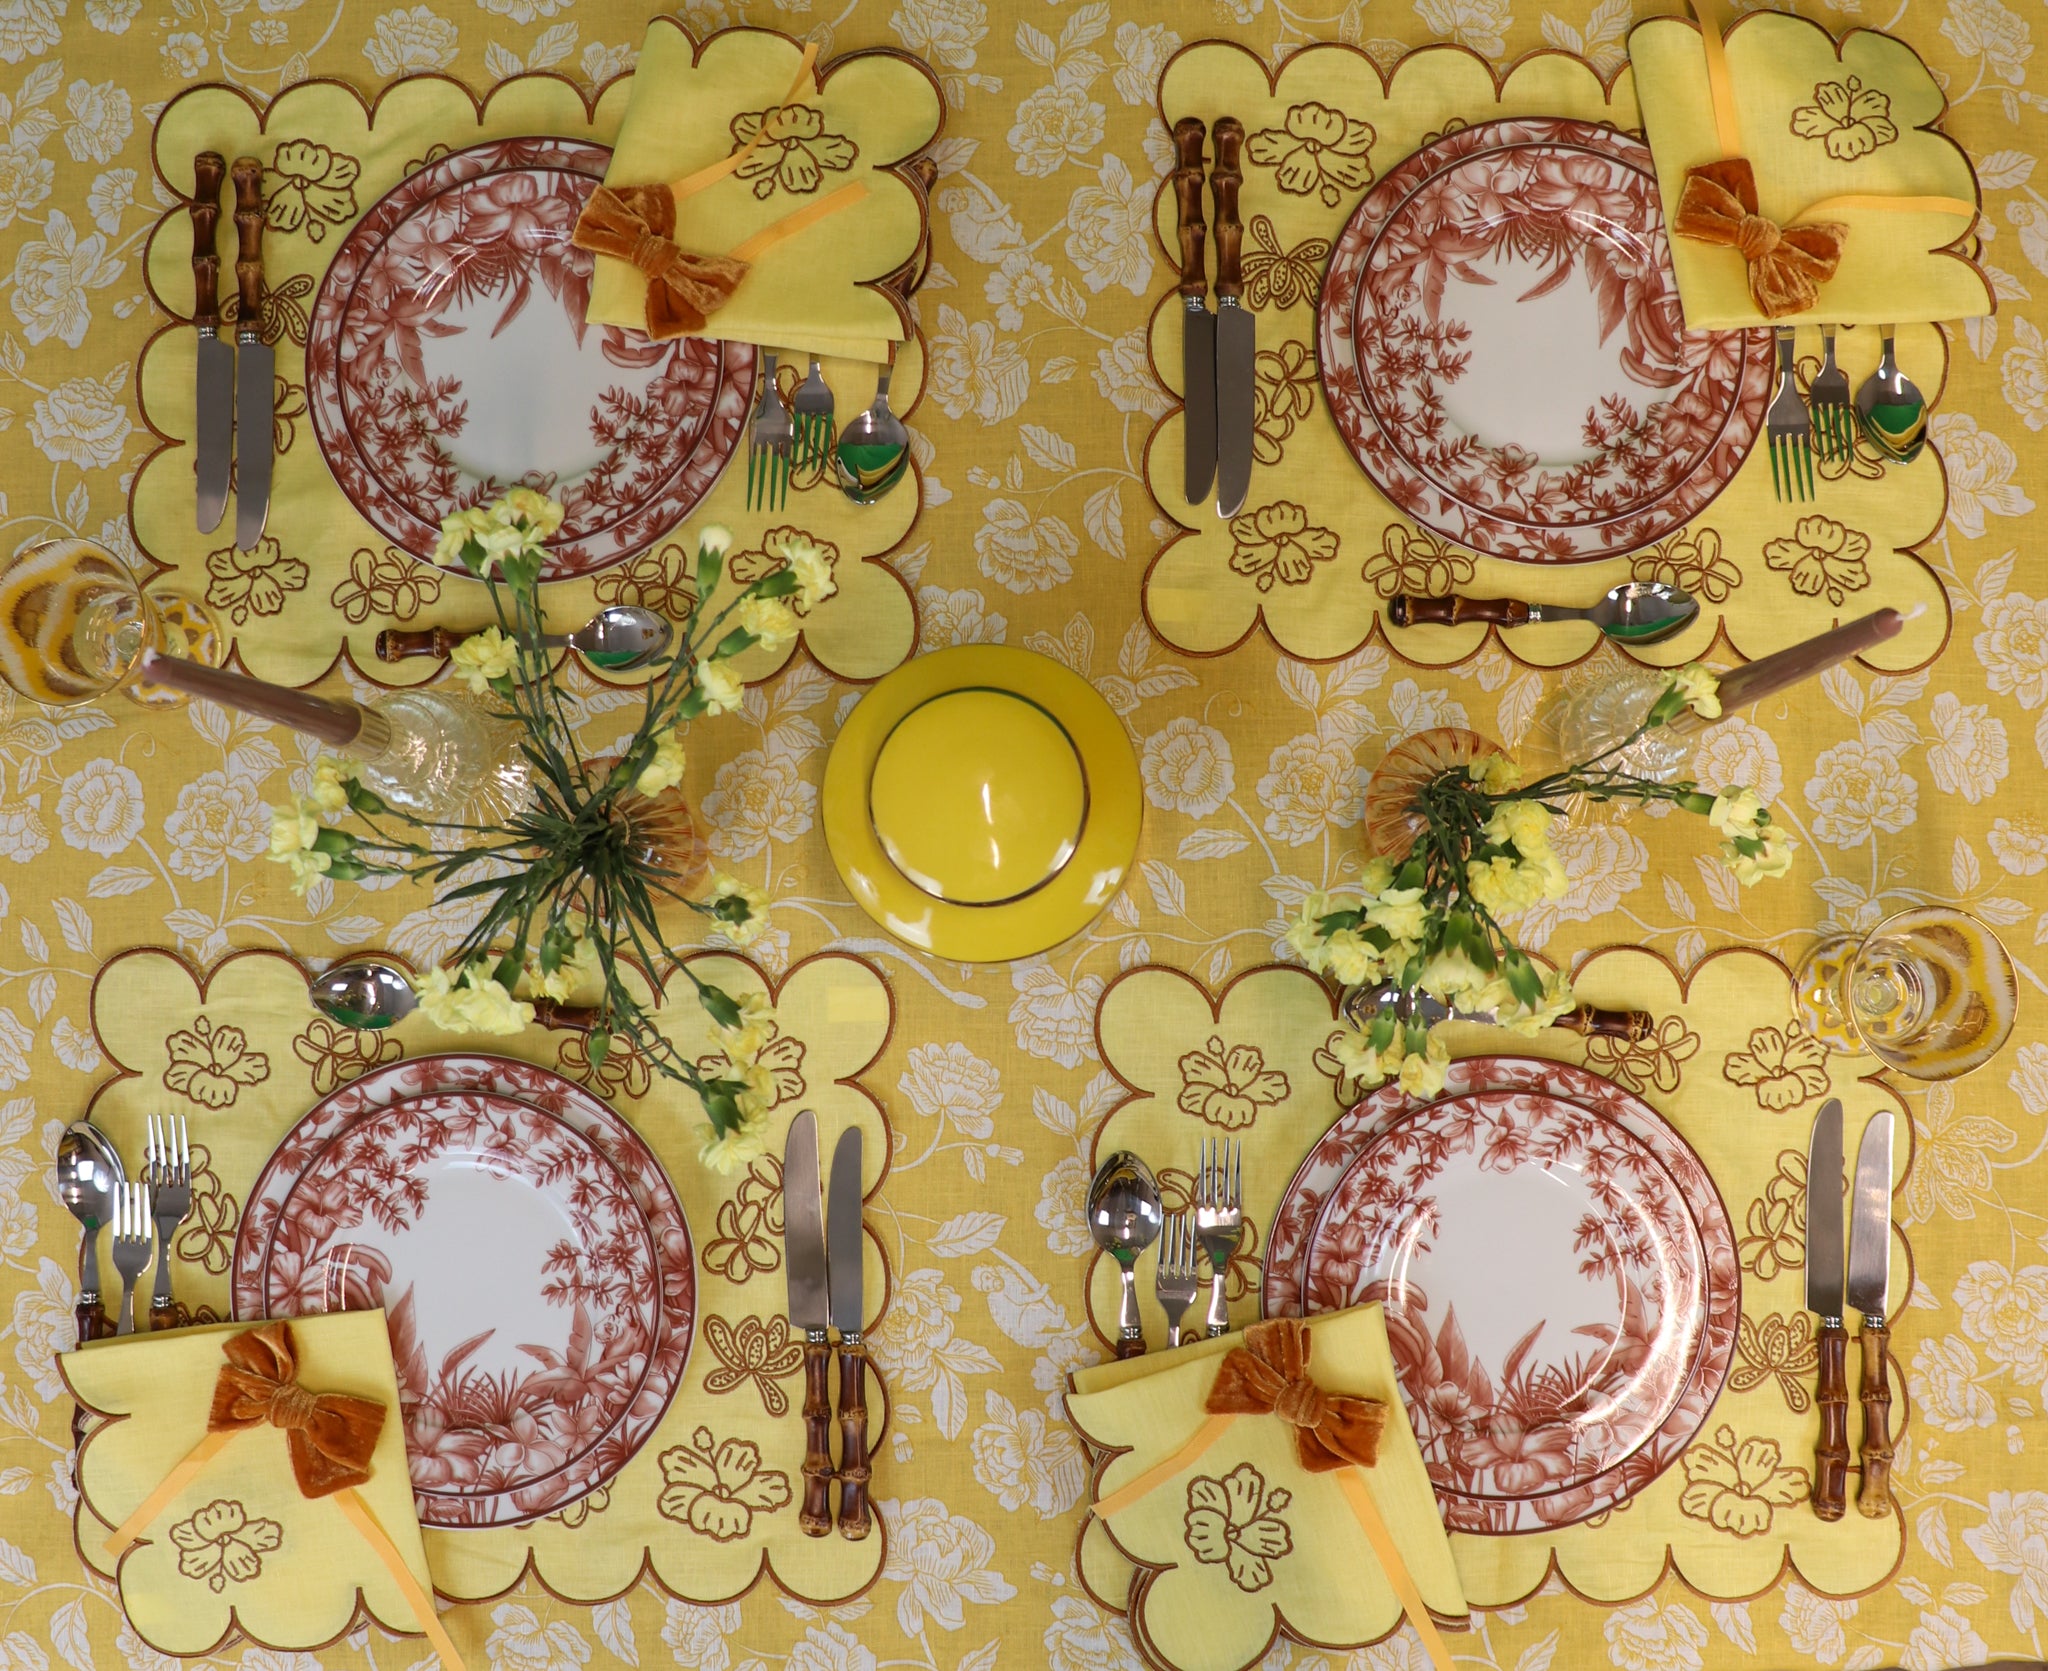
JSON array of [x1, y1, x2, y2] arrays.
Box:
[[266, 139, 361, 241], [169, 1499, 282, 1592], [1176, 1035, 1289, 1129], [1677, 1426, 1810, 1537], [1252, 341, 1317, 466], [1723, 1026, 1831, 1110], [1736, 1149, 1809, 1280], [1790, 77, 1899, 161], [728, 106, 858, 198], [656, 1427, 793, 1541], [1228, 502, 1340, 592], [204, 536, 309, 625], [1247, 102, 1375, 208], [163, 1017, 270, 1109], [1763, 516, 1872, 607], [1184, 1462, 1293, 1592]]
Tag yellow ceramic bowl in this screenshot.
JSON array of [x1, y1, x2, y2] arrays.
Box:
[[822, 645, 1142, 961]]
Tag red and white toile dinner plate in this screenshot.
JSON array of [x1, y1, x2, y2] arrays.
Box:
[[1266, 1059, 1737, 1534], [233, 1056, 696, 1529], [304, 137, 754, 580], [1319, 118, 1773, 563]]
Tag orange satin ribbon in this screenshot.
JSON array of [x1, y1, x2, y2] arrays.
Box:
[[1091, 1321, 1452, 1671], [1678, 0, 1976, 318], [100, 1323, 464, 1671]]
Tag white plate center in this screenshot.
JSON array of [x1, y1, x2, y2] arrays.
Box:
[[1432, 242, 1637, 466]]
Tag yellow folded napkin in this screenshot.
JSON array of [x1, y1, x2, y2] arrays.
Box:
[[1067, 1309, 1467, 1671], [61, 1315, 456, 1666], [1629, 3, 1989, 328], [585, 21, 941, 362]]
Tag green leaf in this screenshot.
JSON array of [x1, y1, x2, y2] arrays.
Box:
[[1502, 952, 1544, 1008], [696, 981, 742, 1031]]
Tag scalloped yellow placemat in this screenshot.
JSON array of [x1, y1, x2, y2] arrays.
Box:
[[1142, 40, 1953, 677], [80, 946, 896, 1610], [134, 59, 923, 692], [1077, 946, 1910, 1610]]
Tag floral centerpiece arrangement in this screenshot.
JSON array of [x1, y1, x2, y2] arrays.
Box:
[[269, 489, 832, 1171], [1292, 664, 1793, 1098]]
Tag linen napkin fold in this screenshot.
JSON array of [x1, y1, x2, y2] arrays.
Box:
[[61, 1314, 453, 1664], [1629, 3, 1989, 328], [584, 21, 942, 361], [1067, 1308, 1467, 1671]]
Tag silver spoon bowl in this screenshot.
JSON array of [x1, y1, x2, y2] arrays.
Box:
[[310, 958, 417, 1031], [1855, 328, 1927, 463], [57, 1123, 122, 1317], [1540, 580, 1699, 644], [1088, 1151, 1164, 1357], [542, 605, 673, 671], [834, 357, 912, 506]]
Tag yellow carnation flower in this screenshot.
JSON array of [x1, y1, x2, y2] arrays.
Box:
[[696, 660, 744, 715], [1672, 662, 1722, 719], [449, 627, 518, 696], [636, 729, 688, 797], [739, 595, 799, 654]]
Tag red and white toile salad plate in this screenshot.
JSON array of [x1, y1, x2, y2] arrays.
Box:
[[305, 137, 754, 580], [1265, 1057, 1737, 1534], [233, 1055, 696, 1529], [1319, 119, 1773, 563]]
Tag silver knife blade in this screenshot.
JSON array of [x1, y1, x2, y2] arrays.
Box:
[[1846, 1110, 1893, 1321], [783, 1110, 828, 1333], [1805, 1099, 1846, 1321], [828, 1126, 865, 1337], [195, 334, 233, 532], [1183, 302, 1216, 505], [1215, 301, 1254, 518], [234, 334, 274, 549]]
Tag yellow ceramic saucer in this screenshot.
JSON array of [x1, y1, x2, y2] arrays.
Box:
[[823, 645, 1142, 961]]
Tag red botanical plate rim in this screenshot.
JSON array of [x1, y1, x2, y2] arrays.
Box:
[[304, 136, 755, 580], [1299, 1086, 1707, 1505], [1318, 118, 1774, 563], [1263, 1056, 1738, 1534], [1350, 141, 1733, 523], [330, 159, 730, 547], [261, 1090, 663, 1505], [232, 1053, 696, 1529]]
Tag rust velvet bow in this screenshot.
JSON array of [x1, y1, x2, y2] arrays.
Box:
[[208, 1322, 385, 1499], [1204, 1318, 1387, 1474], [570, 186, 749, 340], [1672, 157, 1847, 319]]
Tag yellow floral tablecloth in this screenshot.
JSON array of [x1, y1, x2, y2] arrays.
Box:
[[0, 4, 2046, 1671]]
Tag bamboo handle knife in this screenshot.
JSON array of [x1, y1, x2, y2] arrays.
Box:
[[1814, 1321, 1850, 1520], [1858, 1322, 1894, 1516], [190, 152, 223, 328]]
